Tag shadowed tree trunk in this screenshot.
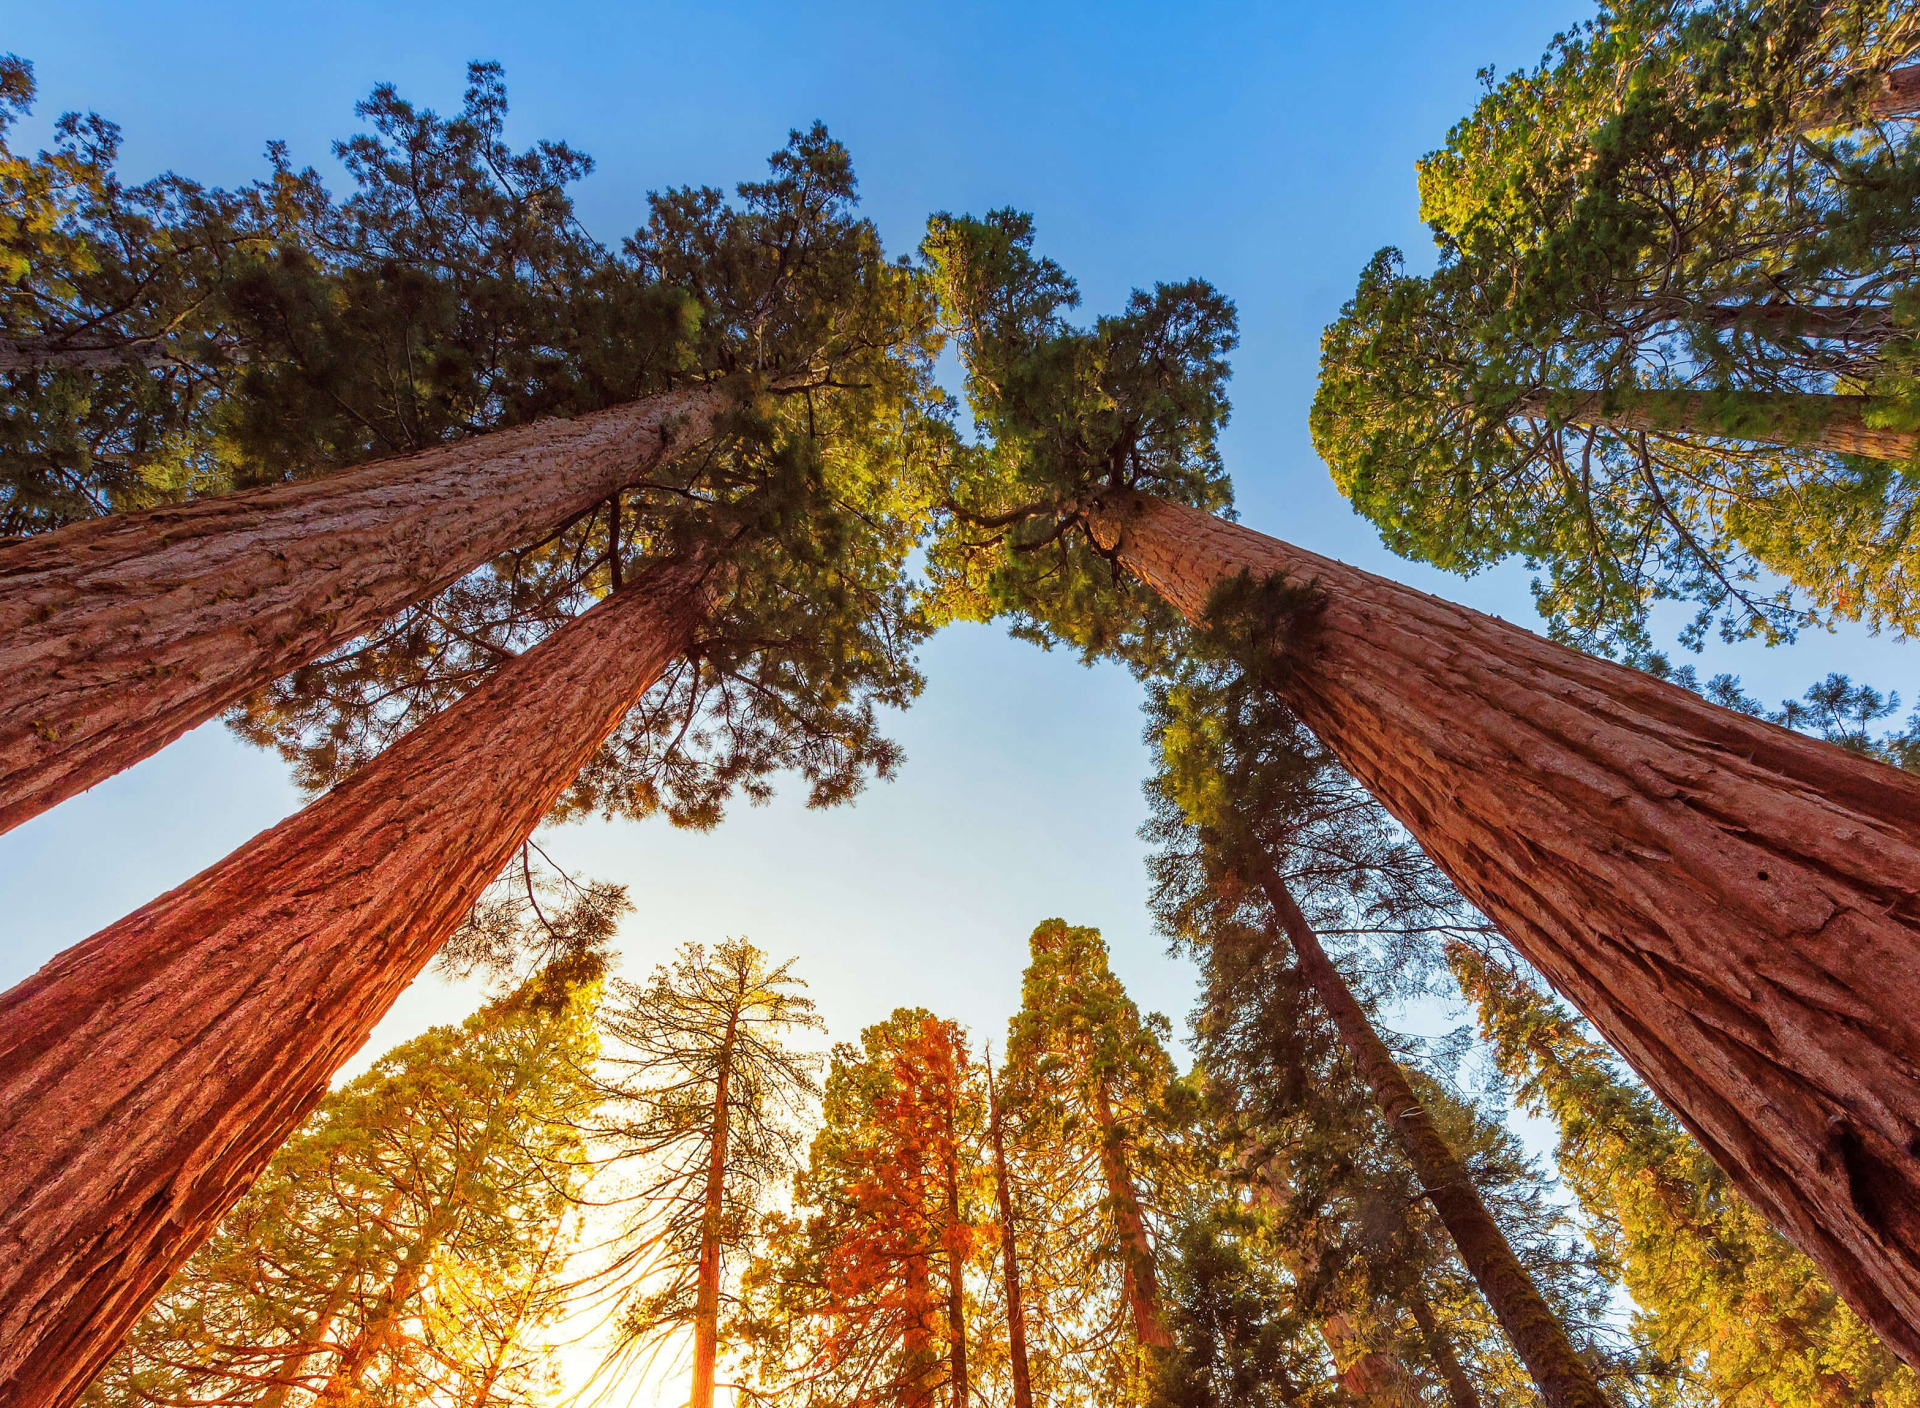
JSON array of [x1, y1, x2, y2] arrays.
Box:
[[1255, 865, 1608, 1408], [1091, 1081, 1171, 1352], [689, 1012, 739, 1408], [0, 381, 728, 836], [1249, 1156, 1423, 1408], [1510, 387, 1918, 460], [1084, 488, 1920, 1367], [1872, 63, 1920, 117], [985, 1056, 1033, 1408], [0, 336, 183, 372], [0, 549, 718, 1408], [1408, 1290, 1483, 1408]]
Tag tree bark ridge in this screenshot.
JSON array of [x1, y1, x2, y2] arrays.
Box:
[[0, 381, 728, 836], [1084, 489, 1920, 1367], [0, 549, 718, 1408]]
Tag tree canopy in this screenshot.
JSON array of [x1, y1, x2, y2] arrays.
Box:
[[1313, 1, 1920, 658]]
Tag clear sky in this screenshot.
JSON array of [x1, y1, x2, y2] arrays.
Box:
[[2, 0, 1910, 1358]]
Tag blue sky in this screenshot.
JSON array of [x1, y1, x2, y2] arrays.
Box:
[[3, 0, 1907, 1087]]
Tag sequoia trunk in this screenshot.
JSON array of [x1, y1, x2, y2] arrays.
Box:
[[0, 550, 717, 1408], [1091, 1082, 1171, 1351], [985, 1059, 1033, 1408], [1868, 63, 1920, 118], [0, 382, 727, 836], [1085, 489, 1920, 1366], [1250, 1157, 1422, 1408], [690, 1014, 739, 1408], [1257, 865, 1608, 1408], [1512, 387, 1918, 461]]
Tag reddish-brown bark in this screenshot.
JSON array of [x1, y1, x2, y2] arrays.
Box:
[[690, 1013, 739, 1408], [0, 551, 717, 1408], [1086, 489, 1920, 1367], [1250, 1157, 1422, 1408], [985, 1057, 1034, 1408], [0, 382, 727, 837], [1868, 63, 1920, 118], [1258, 865, 1608, 1408], [1091, 1082, 1172, 1352], [1513, 388, 1918, 461]]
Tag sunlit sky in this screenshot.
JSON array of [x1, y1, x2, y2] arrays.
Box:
[[2, 2, 1909, 1398]]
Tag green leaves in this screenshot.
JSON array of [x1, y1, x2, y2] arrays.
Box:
[[1314, 1, 1920, 656], [921, 208, 1234, 675]]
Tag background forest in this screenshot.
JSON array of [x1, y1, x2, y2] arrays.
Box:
[[4, 0, 1919, 1405]]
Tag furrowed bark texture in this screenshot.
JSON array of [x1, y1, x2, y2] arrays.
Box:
[[1258, 867, 1608, 1408], [1514, 388, 1918, 461], [1086, 490, 1920, 1366], [0, 381, 726, 836], [1251, 1158, 1422, 1408], [0, 551, 716, 1408]]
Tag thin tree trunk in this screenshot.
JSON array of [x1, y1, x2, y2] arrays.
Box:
[[690, 1013, 740, 1408], [1407, 1291, 1483, 1408], [0, 336, 181, 372], [984, 1057, 1033, 1408], [0, 549, 719, 1408], [1253, 866, 1605, 1408], [1249, 1156, 1422, 1408], [315, 1201, 457, 1406], [0, 381, 728, 836], [1511, 387, 1918, 461], [903, 1246, 938, 1408], [1090, 1082, 1171, 1352], [1085, 488, 1920, 1366], [942, 1073, 968, 1408]]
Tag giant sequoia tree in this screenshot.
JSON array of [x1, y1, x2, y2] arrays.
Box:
[[84, 977, 600, 1408], [0, 65, 936, 836], [1005, 921, 1182, 1368], [1313, 1, 1920, 656], [0, 101, 944, 1405], [741, 1009, 983, 1408], [1451, 944, 1920, 1408], [1143, 629, 1615, 1408], [924, 208, 1920, 1367]]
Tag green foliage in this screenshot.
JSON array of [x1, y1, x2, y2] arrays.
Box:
[[0, 54, 280, 533], [591, 938, 823, 1382], [738, 1006, 985, 1408], [1143, 600, 1646, 1404], [1148, 1211, 1319, 1408], [217, 61, 697, 480], [88, 974, 602, 1408], [920, 208, 1235, 673], [201, 71, 946, 833], [1313, 1, 1920, 657], [1453, 943, 1920, 1408]]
